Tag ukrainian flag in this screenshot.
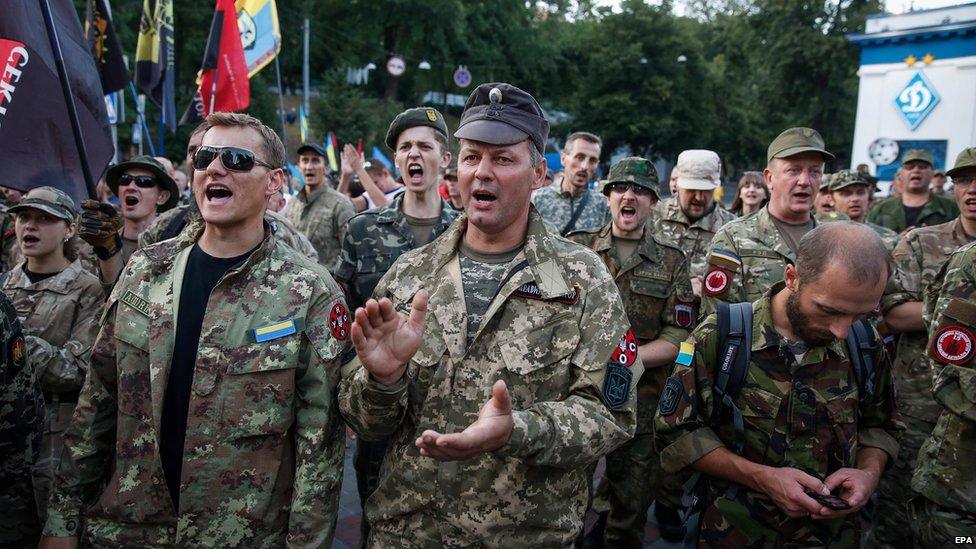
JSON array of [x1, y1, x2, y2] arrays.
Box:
[[235, 0, 281, 78], [299, 105, 308, 143], [676, 342, 695, 366]]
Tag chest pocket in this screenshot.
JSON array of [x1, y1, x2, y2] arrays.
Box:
[[221, 334, 302, 440], [630, 277, 670, 298], [500, 315, 580, 407], [737, 385, 783, 460], [113, 302, 152, 421], [825, 388, 859, 467], [357, 253, 396, 274]]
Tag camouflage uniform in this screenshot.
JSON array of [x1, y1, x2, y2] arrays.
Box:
[[0, 206, 22, 273], [872, 219, 974, 547], [282, 184, 355, 270], [139, 202, 319, 262], [1, 260, 104, 526], [655, 283, 902, 547], [866, 193, 959, 234], [339, 207, 642, 547], [911, 240, 976, 544], [44, 223, 350, 546], [653, 197, 737, 278], [532, 181, 611, 234], [0, 290, 42, 547], [825, 170, 899, 250], [569, 222, 693, 547]]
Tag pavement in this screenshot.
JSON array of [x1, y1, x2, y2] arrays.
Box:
[[332, 436, 683, 549]]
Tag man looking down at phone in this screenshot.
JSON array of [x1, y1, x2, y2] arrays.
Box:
[[654, 222, 902, 547]]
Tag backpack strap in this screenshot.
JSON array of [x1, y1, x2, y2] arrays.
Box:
[[711, 302, 753, 454], [845, 318, 877, 420], [561, 189, 591, 236]]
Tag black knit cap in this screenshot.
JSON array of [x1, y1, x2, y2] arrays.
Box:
[[455, 82, 549, 154], [384, 107, 449, 150]]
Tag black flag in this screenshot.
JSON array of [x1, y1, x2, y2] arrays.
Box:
[[0, 0, 114, 204], [135, 0, 176, 131], [85, 0, 128, 93]]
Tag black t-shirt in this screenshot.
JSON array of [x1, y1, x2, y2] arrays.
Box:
[[903, 204, 923, 228], [23, 267, 60, 284], [159, 243, 256, 510]]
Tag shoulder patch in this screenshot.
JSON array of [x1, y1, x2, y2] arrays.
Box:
[[603, 329, 637, 409], [707, 248, 741, 271], [120, 290, 151, 317], [675, 303, 695, 329], [703, 267, 731, 297], [328, 302, 351, 341], [9, 334, 25, 373], [944, 298, 976, 328], [676, 341, 695, 366], [514, 282, 580, 305], [931, 324, 975, 366], [658, 377, 683, 416]]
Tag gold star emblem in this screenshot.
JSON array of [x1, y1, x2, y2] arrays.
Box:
[[922, 53, 935, 65], [905, 55, 917, 66]]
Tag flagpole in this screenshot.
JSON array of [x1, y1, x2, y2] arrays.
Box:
[[127, 81, 156, 156], [157, 108, 165, 155], [209, 46, 220, 115], [302, 18, 309, 116], [274, 54, 289, 153], [38, 0, 98, 199]]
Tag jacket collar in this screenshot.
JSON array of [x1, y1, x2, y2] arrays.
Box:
[[5, 259, 87, 294]]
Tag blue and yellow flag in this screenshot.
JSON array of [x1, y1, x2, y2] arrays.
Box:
[[298, 104, 308, 143], [234, 0, 280, 78]]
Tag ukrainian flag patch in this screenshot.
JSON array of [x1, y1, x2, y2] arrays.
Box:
[[708, 248, 742, 270], [676, 341, 695, 366], [251, 318, 305, 343]]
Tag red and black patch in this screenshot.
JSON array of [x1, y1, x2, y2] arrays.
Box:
[[514, 282, 580, 305], [328, 303, 350, 341], [931, 324, 975, 366], [604, 328, 638, 409], [675, 303, 695, 329], [8, 335, 25, 373], [703, 267, 731, 297], [610, 328, 639, 368]]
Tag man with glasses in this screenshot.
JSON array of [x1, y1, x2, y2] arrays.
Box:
[[568, 157, 694, 548], [870, 147, 976, 546], [41, 112, 350, 548], [868, 149, 959, 234]]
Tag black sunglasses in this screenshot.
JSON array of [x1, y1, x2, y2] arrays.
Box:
[[608, 182, 654, 197], [193, 146, 276, 172], [118, 174, 158, 188]]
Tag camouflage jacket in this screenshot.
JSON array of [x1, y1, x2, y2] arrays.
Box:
[[866, 193, 959, 234], [139, 203, 319, 262], [569, 222, 693, 433], [912, 240, 976, 515], [653, 198, 738, 278], [44, 224, 350, 547], [0, 207, 21, 273], [701, 206, 811, 315], [339, 207, 641, 546], [655, 284, 902, 546], [882, 219, 974, 434], [532, 182, 611, 235], [335, 194, 457, 311], [282, 185, 355, 270]]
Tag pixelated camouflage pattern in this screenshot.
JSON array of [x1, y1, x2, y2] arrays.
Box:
[[0, 290, 43, 546], [912, 240, 976, 519], [653, 196, 737, 279], [866, 193, 959, 234], [600, 157, 662, 197], [282, 185, 356, 270], [1, 260, 104, 527], [44, 224, 349, 547], [458, 254, 512, 348], [569, 222, 692, 547], [532, 182, 611, 234], [334, 194, 457, 311], [339, 206, 641, 547], [654, 285, 902, 547]]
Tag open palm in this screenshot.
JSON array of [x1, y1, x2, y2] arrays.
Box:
[[351, 290, 429, 385]]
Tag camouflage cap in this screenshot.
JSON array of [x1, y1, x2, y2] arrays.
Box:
[[105, 155, 179, 211], [8, 186, 78, 222], [819, 173, 833, 192], [385, 107, 449, 151], [600, 157, 661, 197], [828, 169, 871, 192], [902, 148, 933, 166], [455, 83, 549, 154], [766, 127, 835, 164], [675, 149, 721, 191], [946, 147, 976, 177]]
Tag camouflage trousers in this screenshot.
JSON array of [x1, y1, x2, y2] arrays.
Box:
[[591, 430, 662, 548], [910, 496, 976, 547], [32, 397, 75, 527], [0, 475, 41, 547]]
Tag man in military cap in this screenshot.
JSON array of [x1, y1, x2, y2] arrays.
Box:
[[282, 142, 356, 271], [655, 222, 902, 547], [871, 146, 976, 546], [339, 83, 640, 547], [931, 169, 947, 195], [814, 175, 836, 217], [334, 106, 458, 543], [532, 131, 611, 235], [702, 127, 833, 314], [910, 238, 976, 545], [655, 149, 737, 293], [828, 169, 898, 249], [41, 113, 350, 547], [868, 149, 958, 233], [568, 157, 694, 548]]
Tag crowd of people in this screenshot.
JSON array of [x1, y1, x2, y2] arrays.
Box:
[[0, 80, 974, 548]]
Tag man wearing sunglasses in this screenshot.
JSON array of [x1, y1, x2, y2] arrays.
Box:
[[41, 112, 350, 547], [283, 142, 356, 272], [568, 157, 694, 548]]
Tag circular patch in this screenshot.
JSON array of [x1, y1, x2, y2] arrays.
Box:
[[931, 325, 975, 365], [704, 268, 730, 296], [328, 303, 350, 341], [611, 329, 639, 368]]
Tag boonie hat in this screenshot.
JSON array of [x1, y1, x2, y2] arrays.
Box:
[[385, 107, 449, 151], [828, 169, 871, 192], [455, 83, 549, 155], [600, 157, 661, 198], [104, 156, 179, 212], [8, 186, 78, 222], [675, 150, 721, 191], [946, 147, 976, 178], [901, 148, 933, 166], [767, 127, 835, 164]]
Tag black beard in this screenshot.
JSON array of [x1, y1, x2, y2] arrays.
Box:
[[786, 289, 834, 347]]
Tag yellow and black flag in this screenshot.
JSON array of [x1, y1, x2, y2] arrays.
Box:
[[85, 0, 128, 93], [135, 0, 176, 131]]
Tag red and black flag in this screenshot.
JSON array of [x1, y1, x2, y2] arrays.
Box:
[[84, 0, 128, 93], [0, 0, 114, 204], [135, 0, 176, 131], [180, 0, 249, 125]]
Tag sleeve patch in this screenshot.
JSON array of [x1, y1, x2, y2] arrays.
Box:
[[675, 303, 695, 328], [931, 324, 975, 366], [707, 248, 741, 271], [703, 268, 732, 297], [603, 329, 638, 409], [659, 377, 683, 416], [329, 302, 351, 341], [676, 341, 695, 366]]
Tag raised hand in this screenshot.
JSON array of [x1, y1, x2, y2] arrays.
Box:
[[415, 380, 515, 461], [351, 290, 428, 385], [78, 199, 121, 258]]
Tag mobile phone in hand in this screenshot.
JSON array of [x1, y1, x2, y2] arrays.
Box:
[[805, 491, 851, 511]]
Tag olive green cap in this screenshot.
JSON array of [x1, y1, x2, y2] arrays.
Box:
[[766, 127, 835, 164], [385, 107, 449, 150], [8, 186, 78, 222], [600, 157, 661, 197], [828, 169, 871, 192], [901, 148, 933, 166], [946, 147, 976, 177], [105, 155, 179, 212]]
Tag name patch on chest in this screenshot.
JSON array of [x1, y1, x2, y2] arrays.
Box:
[[514, 282, 580, 305], [120, 290, 151, 317]]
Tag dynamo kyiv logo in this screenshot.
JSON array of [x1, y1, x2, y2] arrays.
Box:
[[895, 72, 940, 131]]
